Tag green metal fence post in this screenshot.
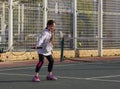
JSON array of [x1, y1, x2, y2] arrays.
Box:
[[60, 37, 64, 62]]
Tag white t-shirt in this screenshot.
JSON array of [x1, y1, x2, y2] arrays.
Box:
[[36, 29, 53, 56]]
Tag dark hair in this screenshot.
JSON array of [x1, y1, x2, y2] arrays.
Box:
[[47, 20, 56, 27]]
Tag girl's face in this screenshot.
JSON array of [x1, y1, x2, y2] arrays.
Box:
[[48, 23, 56, 32]]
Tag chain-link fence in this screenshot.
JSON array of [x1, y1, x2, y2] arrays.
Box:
[[48, 0, 73, 49], [0, 0, 120, 57], [77, 0, 98, 49], [0, 1, 44, 52], [103, 0, 120, 48]]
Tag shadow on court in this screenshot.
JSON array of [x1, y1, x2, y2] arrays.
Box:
[[0, 59, 120, 89]]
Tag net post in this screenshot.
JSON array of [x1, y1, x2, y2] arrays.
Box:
[[59, 31, 64, 62], [60, 37, 64, 62]]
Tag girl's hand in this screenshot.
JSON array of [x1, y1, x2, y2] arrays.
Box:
[[35, 46, 38, 49], [50, 33, 55, 45], [51, 29, 55, 33]]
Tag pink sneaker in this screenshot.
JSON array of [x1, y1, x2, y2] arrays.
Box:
[[32, 76, 40, 82], [46, 75, 58, 80]]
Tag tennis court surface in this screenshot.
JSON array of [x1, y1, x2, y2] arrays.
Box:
[[0, 58, 120, 89]]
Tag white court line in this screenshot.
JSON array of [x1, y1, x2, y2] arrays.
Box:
[[58, 76, 120, 83], [86, 78, 120, 83], [57, 76, 120, 83], [0, 72, 88, 80], [0, 72, 84, 79], [0, 72, 120, 83], [0, 66, 34, 72], [0, 62, 100, 72], [0, 63, 80, 72], [86, 75, 120, 79], [0, 73, 34, 77]]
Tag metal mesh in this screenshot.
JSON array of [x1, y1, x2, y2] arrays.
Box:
[[103, 0, 120, 48], [0, 0, 120, 53], [77, 0, 98, 49], [13, 3, 43, 50], [48, 0, 73, 49], [0, 2, 9, 51], [13, 2, 43, 51]]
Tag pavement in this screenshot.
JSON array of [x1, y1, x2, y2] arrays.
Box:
[[0, 57, 120, 89]]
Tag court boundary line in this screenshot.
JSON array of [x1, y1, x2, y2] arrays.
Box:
[[0, 61, 104, 72], [0, 63, 81, 72], [0, 72, 120, 83], [86, 75, 120, 79], [85, 78, 120, 83]]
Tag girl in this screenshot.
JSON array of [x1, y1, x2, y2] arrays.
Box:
[[32, 20, 57, 82]]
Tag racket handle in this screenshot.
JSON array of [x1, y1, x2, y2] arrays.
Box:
[[31, 47, 42, 49]]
